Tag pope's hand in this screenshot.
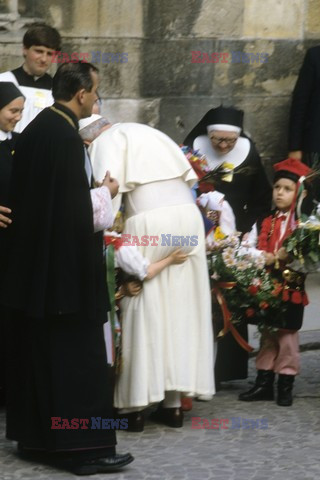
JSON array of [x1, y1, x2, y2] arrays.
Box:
[[102, 171, 119, 198]]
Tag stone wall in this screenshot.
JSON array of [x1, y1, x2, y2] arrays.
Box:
[[1, 0, 320, 169]]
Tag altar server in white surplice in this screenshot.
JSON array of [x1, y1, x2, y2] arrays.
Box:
[[0, 23, 61, 132]]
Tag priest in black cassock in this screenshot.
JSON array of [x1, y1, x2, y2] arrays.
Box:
[[184, 106, 272, 384], [0, 62, 133, 475], [0, 82, 25, 407]]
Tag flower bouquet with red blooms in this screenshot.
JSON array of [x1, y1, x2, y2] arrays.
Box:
[[180, 145, 211, 179], [180, 145, 234, 193], [208, 235, 287, 336]]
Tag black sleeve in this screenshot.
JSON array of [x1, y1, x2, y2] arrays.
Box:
[[288, 48, 316, 151], [245, 146, 272, 233], [1, 118, 104, 320]]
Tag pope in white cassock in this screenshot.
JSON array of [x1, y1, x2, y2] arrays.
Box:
[[89, 122, 215, 430]]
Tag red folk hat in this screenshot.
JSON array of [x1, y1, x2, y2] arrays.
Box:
[[273, 158, 312, 181]]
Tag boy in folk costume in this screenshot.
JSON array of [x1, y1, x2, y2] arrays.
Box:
[[239, 158, 312, 407]]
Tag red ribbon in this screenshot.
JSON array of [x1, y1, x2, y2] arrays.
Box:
[[212, 282, 254, 353], [104, 235, 123, 250]]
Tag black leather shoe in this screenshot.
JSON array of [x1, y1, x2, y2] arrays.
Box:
[[72, 453, 134, 475], [277, 374, 294, 406], [238, 370, 275, 401], [118, 411, 144, 432], [150, 405, 183, 428]]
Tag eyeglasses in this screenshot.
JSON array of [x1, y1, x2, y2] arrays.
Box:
[[209, 135, 238, 146]]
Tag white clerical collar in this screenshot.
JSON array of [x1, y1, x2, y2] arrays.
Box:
[[0, 130, 12, 141], [193, 134, 250, 170]]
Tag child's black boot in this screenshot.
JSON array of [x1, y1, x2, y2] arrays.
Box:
[[238, 370, 275, 401], [277, 374, 295, 406]]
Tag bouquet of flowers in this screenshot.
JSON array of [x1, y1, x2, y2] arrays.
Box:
[[209, 234, 287, 335], [283, 207, 320, 273], [180, 145, 211, 180], [180, 145, 235, 189]]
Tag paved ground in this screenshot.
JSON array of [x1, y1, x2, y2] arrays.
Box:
[[1, 338, 319, 480], [1, 276, 319, 479]]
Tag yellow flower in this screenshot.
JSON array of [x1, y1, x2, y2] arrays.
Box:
[[214, 226, 226, 241], [222, 162, 234, 170], [221, 162, 234, 182]]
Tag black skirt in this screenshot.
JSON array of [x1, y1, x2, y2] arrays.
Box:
[[214, 326, 249, 383], [5, 311, 116, 451], [212, 298, 248, 382]]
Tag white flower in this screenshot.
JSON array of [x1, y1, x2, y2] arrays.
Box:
[[223, 246, 235, 257], [229, 235, 240, 247], [211, 272, 220, 280], [224, 256, 237, 267], [236, 260, 250, 271], [255, 255, 266, 269]]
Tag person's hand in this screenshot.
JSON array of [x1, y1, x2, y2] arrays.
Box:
[[241, 232, 251, 247], [0, 206, 12, 228], [242, 232, 249, 242], [263, 251, 275, 266], [169, 248, 188, 265], [102, 171, 119, 198], [206, 210, 220, 224], [196, 194, 208, 209], [277, 247, 290, 262], [121, 280, 143, 297], [288, 151, 303, 161]]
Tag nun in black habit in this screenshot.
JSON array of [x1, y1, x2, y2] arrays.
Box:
[[0, 82, 24, 233], [0, 82, 24, 406], [0, 63, 133, 474], [184, 106, 272, 383]]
